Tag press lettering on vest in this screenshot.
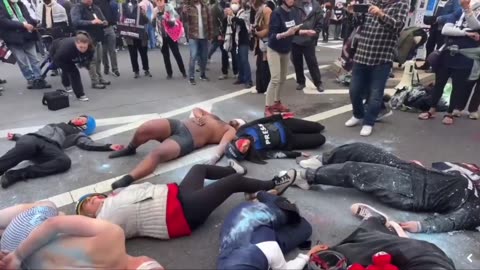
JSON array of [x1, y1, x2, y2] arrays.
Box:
[[258, 124, 271, 145]]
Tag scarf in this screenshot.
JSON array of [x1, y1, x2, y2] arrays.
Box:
[[3, 0, 25, 22], [223, 15, 233, 51]]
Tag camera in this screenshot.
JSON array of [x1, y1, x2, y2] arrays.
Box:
[[353, 4, 371, 13]]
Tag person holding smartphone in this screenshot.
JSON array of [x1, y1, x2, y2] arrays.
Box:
[[264, 0, 316, 117]]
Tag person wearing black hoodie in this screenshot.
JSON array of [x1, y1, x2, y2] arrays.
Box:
[[0, 115, 123, 188], [94, 0, 119, 77], [225, 114, 325, 164], [291, 0, 324, 92], [49, 32, 95, 101]]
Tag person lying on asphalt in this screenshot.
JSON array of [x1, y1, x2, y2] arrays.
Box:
[[295, 142, 480, 233]]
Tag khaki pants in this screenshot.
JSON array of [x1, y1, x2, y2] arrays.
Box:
[[265, 47, 289, 106]]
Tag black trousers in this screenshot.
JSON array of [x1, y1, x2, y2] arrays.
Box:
[[161, 35, 186, 76], [459, 79, 480, 112], [291, 43, 322, 86], [284, 119, 326, 149], [178, 164, 275, 230], [0, 135, 71, 181], [255, 50, 270, 93], [59, 63, 84, 98], [222, 43, 238, 76], [430, 66, 470, 113], [322, 23, 330, 41], [127, 39, 149, 73], [425, 26, 445, 60], [306, 143, 421, 211]]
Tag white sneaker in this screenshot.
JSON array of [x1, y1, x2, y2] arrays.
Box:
[[360, 125, 373, 136], [273, 169, 297, 195], [345, 116, 362, 127], [299, 156, 323, 169], [350, 203, 389, 223], [78, 95, 89, 101], [228, 159, 247, 175], [294, 170, 311, 190], [65, 87, 73, 93], [469, 112, 479, 120]]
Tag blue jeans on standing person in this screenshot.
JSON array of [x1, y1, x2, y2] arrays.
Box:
[[188, 39, 208, 79], [349, 62, 392, 126], [9, 41, 42, 82], [147, 24, 156, 49], [237, 44, 252, 84]]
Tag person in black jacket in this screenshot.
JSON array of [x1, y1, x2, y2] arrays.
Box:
[[296, 142, 480, 234], [0, 115, 124, 188], [0, 0, 51, 89], [94, 0, 119, 76], [225, 114, 326, 164], [71, 0, 111, 89], [291, 0, 324, 92], [50, 32, 95, 101], [230, 0, 253, 88]]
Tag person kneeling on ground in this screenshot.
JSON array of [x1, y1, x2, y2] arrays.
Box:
[[304, 203, 455, 270], [109, 108, 238, 189], [225, 114, 326, 164], [218, 190, 326, 270], [49, 31, 94, 101], [76, 164, 297, 240], [295, 142, 480, 233], [0, 215, 165, 270], [0, 115, 124, 188]]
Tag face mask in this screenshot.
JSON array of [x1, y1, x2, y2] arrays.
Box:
[[231, 3, 239, 12]]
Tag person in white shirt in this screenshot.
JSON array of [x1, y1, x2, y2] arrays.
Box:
[[217, 191, 325, 270]]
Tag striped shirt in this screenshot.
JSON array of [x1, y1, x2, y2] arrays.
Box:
[[1, 206, 58, 252]]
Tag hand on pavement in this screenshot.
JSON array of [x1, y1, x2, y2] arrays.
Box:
[[400, 221, 421, 233]]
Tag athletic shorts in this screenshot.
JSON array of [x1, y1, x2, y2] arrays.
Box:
[[167, 118, 195, 156]]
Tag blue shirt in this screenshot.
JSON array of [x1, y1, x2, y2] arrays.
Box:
[[1, 206, 58, 252]]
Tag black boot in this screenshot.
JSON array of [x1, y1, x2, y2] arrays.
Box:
[[1, 172, 21, 189], [111, 175, 135, 190]]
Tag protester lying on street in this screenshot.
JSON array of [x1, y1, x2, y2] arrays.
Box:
[[225, 114, 325, 164], [217, 190, 325, 270], [49, 32, 95, 101], [0, 215, 165, 270], [108, 108, 238, 189], [0, 200, 59, 252], [294, 142, 480, 233], [76, 164, 297, 240], [305, 204, 455, 270], [0, 115, 124, 188]]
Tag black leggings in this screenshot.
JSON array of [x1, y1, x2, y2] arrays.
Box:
[[178, 164, 275, 230], [458, 79, 480, 113], [283, 119, 326, 149], [430, 66, 470, 114]]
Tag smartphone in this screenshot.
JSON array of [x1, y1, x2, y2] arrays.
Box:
[[353, 4, 371, 13], [298, 240, 312, 250]]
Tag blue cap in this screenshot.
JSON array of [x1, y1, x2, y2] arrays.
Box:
[[83, 116, 96, 136]]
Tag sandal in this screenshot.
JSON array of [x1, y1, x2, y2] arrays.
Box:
[[442, 115, 454, 125], [418, 111, 435, 120]]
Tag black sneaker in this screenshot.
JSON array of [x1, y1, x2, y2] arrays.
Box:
[[112, 71, 120, 77], [145, 71, 152, 77], [376, 95, 393, 121], [0, 79, 6, 84], [104, 69, 110, 75], [100, 79, 111, 85], [1, 173, 18, 189], [92, 83, 106, 89], [316, 83, 325, 93], [167, 75, 173, 80], [272, 169, 297, 195], [200, 75, 209, 81], [182, 73, 187, 78], [189, 78, 196, 85], [296, 84, 305, 91], [134, 72, 140, 79], [30, 79, 51, 89]]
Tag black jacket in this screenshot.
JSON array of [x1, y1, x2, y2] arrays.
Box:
[[211, 3, 224, 37], [50, 37, 93, 69], [94, 0, 116, 26], [0, 1, 38, 45], [71, 2, 106, 43], [292, 0, 323, 46], [231, 10, 251, 46]]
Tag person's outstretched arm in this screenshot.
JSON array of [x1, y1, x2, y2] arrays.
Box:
[[206, 126, 237, 164], [1, 216, 119, 269], [75, 135, 123, 152]]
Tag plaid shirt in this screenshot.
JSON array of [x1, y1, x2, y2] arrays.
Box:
[[354, 0, 409, 66]]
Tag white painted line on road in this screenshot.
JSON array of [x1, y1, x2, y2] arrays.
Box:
[[42, 104, 354, 209]]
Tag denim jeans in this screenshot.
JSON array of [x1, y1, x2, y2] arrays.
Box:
[[236, 44, 252, 84], [9, 42, 42, 82], [349, 62, 392, 126], [188, 39, 208, 79]]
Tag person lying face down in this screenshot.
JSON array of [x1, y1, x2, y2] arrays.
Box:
[[108, 107, 241, 190], [304, 203, 455, 270], [217, 191, 326, 270], [294, 142, 480, 233], [76, 164, 298, 240], [0, 115, 124, 188], [0, 215, 164, 270], [225, 114, 326, 164]]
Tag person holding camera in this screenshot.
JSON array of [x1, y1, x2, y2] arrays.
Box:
[[344, 0, 409, 136], [264, 0, 316, 116]]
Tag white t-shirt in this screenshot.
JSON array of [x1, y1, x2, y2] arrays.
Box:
[[196, 3, 205, 39], [256, 241, 310, 270]]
